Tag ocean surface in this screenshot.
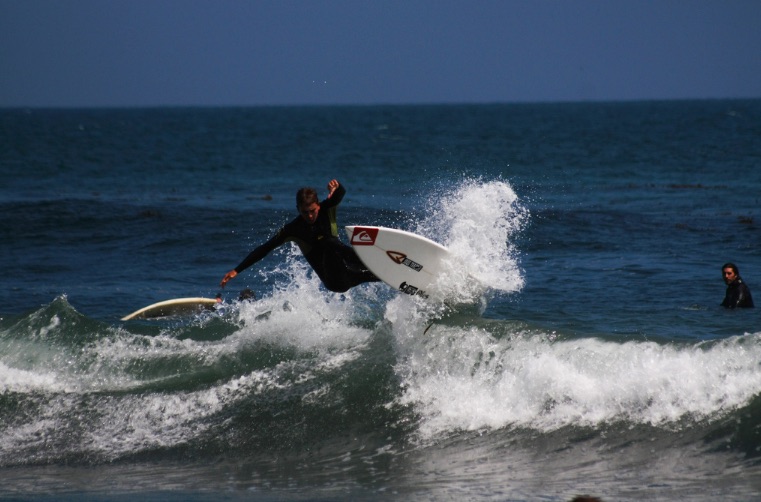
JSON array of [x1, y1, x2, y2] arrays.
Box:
[[1, 100, 760, 501]]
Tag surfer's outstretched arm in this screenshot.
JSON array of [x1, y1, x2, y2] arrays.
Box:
[[220, 231, 286, 288]]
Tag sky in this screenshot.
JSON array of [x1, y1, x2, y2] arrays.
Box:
[[1, 0, 760, 108]]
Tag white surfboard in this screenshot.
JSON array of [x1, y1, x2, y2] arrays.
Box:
[[121, 297, 219, 321], [346, 226, 453, 298]]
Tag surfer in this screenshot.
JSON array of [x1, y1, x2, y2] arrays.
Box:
[[720, 262, 754, 308], [220, 179, 379, 293]]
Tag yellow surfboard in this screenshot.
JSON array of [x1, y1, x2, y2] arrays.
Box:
[[121, 297, 219, 321]]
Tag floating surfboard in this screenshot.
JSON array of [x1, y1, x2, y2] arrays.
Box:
[[345, 226, 453, 298], [121, 297, 219, 321]]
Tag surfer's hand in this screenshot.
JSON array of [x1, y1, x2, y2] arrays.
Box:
[[327, 179, 339, 198], [220, 270, 237, 288]]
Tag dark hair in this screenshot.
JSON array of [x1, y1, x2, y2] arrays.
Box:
[[238, 288, 255, 301], [722, 263, 739, 275], [296, 187, 318, 209]]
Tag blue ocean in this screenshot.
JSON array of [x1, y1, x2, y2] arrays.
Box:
[[1, 101, 760, 501]]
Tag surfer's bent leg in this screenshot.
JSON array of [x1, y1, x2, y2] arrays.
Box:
[[338, 245, 380, 284], [320, 242, 380, 292]]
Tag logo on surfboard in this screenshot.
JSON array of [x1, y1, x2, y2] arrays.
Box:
[[399, 281, 428, 298], [386, 251, 423, 272], [350, 227, 379, 246]]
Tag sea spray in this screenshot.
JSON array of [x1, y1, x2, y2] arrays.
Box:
[[413, 178, 528, 298], [235, 244, 382, 350]]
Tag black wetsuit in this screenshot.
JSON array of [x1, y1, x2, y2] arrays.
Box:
[[721, 278, 754, 309], [233, 184, 379, 293]]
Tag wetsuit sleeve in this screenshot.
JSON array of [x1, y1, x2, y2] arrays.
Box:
[[234, 229, 287, 273], [319, 183, 346, 238]]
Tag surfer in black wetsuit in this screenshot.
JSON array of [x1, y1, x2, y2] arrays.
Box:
[[220, 179, 379, 293], [721, 262, 754, 309]]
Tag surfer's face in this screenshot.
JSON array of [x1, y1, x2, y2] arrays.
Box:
[[299, 202, 320, 224], [723, 267, 737, 285]]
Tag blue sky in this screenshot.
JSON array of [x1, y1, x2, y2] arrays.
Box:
[[1, 0, 760, 107]]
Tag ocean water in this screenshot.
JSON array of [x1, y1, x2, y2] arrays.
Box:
[[1, 101, 760, 501]]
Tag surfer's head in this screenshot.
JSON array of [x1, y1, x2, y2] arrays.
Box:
[[722, 262, 740, 285], [297, 187, 320, 224]]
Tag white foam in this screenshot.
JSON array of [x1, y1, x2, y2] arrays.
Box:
[[234, 247, 376, 351], [386, 179, 761, 439], [0, 337, 368, 462], [37, 314, 61, 338], [0, 361, 65, 393], [393, 325, 761, 440]]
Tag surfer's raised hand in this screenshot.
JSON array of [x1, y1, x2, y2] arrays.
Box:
[[327, 179, 339, 198], [220, 270, 237, 288]]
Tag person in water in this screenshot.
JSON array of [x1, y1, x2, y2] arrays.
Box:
[[721, 262, 754, 308], [220, 179, 379, 293]]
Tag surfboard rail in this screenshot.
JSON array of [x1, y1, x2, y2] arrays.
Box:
[[121, 297, 219, 321]]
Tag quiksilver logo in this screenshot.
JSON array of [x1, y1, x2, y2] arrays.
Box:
[[350, 227, 379, 246]]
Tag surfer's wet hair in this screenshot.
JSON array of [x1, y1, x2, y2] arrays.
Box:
[[296, 187, 318, 209], [722, 262, 739, 275]]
